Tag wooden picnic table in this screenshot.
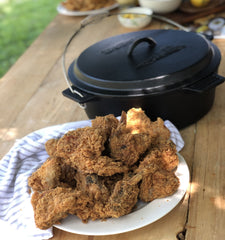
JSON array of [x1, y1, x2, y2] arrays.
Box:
[[0, 10, 224, 240]]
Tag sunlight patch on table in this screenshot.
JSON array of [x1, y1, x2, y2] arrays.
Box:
[[211, 196, 225, 210], [0, 128, 18, 140], [189, 182, 200, 195]]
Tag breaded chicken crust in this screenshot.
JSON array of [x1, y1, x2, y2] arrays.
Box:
[[61, 0, 116, 11]]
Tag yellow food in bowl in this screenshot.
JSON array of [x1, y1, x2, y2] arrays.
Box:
[[122, 13, 146, 19], [190, 0, 211, 8]]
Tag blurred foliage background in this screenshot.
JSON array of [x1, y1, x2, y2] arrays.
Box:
[[0, 0, 60, 78]]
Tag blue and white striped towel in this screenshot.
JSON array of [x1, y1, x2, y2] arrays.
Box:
[[0, 119, 184, 240]]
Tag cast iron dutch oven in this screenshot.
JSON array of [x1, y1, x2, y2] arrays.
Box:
[[62, 28, 225, 129]]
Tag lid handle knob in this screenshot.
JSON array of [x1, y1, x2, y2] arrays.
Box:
[[127, 37, 157, 57]]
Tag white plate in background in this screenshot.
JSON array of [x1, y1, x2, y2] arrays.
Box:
[[57, 3, 119, 16]]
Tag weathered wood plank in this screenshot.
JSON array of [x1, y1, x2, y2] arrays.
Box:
[[185, 39, 225, 240]]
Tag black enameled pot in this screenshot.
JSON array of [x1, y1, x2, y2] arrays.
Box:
[[62, 26, 224, 129]]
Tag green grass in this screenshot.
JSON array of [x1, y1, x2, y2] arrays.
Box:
[[0, 0, 60, 77]]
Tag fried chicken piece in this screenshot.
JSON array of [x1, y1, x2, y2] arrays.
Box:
[[31, 187, 92, 229], [74, 172, 142, 221], [67, 155, 129, 176], [138, 140, 179, 172], [57, 127, 106, 160], [139, 168, 180, 202], [136, 143, 180, 202], [45, 138, 58, 157], [93, 156, 129, 176], [126, 108, 152, 134], [73, 172, 142, 222], [60, 163, 77, 188], [109, 111, 152, 166], [62, 0, 83, 10], [85, 173, 142, 221], [75, 172, 110, 203], [157, 140, 179, 171], [28, 157, 62, 191], [149, 117, 171, 146], [61, 0, 116, 11], [104, 173, 142, 218], [91, 114, 119, 156], [109, 131, 151, 166], [126, 108, 170, 146], [103, 173, 124, 194], [28, 157, 77, 191], [74, 172, 112, 221], [92, 114, 119, 137], [56, 125, 128, 176]]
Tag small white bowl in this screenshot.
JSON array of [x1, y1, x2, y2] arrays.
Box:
[[118, 7, 153, 29], [138, 0, 182, 14]]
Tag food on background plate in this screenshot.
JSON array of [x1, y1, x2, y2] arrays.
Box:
[[190, 0, 211, 8], [28, 108, 180, 230], [61, 0, 116, 11]]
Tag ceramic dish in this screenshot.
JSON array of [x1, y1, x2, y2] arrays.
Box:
[[57, 3, 119, 16], [118, 7, 153, 28], [54, 153, 189, 235], [138, 0, 182, 14]]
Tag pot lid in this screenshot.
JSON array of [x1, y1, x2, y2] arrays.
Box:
[[68, 29, 220, 96]]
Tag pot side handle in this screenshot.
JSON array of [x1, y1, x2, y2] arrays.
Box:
[[182, 73, 225, 93], [62, 87, 96, 104]]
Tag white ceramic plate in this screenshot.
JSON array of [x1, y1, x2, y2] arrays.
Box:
[[57, 3, 119, 16], [54, 153, 189, 235]]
